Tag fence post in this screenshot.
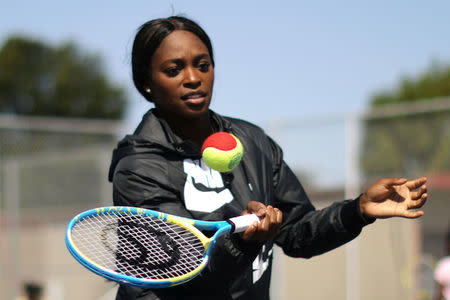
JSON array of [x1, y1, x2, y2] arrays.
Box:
[[345, 113, 361, 300]]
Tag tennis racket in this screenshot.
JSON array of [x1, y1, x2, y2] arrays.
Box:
[[65, 206, 259, 288]]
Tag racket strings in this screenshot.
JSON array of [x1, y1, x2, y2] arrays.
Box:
[[71, 213, 206, 281]]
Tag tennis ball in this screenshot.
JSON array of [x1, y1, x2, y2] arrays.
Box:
[[201, 132, 244, 172]]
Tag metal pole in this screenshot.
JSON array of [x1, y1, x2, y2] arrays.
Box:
[[4, 160, 21, 300], [345, 114, 361, 300]]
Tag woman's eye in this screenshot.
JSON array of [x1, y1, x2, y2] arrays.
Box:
[[164, 67, 180, 77], [198, 62, 210, 72]]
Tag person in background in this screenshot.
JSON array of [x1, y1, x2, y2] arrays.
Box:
[[109, 16, 428, 300], [434, 228, 450, 300], [16, 282, 44, 300]]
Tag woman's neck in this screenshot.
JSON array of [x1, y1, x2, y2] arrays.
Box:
[[159, 110, 213, 145]]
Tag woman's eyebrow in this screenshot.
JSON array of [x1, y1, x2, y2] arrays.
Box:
[[161, 53, 210, 66], [162, 58, 184, 65], [194, 53, 210, 63]]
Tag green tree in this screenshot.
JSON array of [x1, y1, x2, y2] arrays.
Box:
[[361, 62, 450, 179], [0, 35, 127, 119], [371, 62, 450, 105]]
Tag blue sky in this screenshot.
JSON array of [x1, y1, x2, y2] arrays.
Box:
[[2, 1, 449, 128]]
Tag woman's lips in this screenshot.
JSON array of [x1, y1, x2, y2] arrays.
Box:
[[181, 92, 207, 104]]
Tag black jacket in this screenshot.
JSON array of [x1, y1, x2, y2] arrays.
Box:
[[108, 109, 373, 300]]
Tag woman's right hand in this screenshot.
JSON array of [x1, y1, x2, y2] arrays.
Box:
[[240, 201, 282, 241]]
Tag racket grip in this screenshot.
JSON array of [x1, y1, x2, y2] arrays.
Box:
[[228, 214, 260, 233]]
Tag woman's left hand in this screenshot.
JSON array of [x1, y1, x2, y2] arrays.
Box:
[[359, 177, 428, 219]]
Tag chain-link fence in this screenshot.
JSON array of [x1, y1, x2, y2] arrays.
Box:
[[1, 99, 449, 300]]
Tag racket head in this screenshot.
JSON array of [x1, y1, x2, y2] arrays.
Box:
[[65, 206, 230, 288]]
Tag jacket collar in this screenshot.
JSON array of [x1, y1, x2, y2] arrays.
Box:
[[135, 108, 232, 153]]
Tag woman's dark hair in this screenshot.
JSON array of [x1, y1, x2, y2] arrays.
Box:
[[132, 16, 215, 102]]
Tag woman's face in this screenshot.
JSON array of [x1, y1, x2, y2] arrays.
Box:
[[147, 30, 214, 120]]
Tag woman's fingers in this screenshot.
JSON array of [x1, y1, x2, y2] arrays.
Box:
[[382, 177, 408, 188], [408, 192, 428, 209], [405, 177, 427, 190], [269, 206, 282, 235], [259, 206, 282, 239], [241, 221, 259, 240], [401, 209, 424, 219], [411, 185, 427, 200], [244, 201, 267, 218], [276, 208, 283, 223], [242, 205, 282, 241]]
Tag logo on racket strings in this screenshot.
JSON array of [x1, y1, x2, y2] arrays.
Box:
[[101, 219, 181, 271]]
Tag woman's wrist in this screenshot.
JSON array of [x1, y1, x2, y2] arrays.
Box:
[[340, 196, 375, 234]]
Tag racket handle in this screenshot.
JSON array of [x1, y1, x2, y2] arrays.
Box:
[[228, 214, 260, 233]]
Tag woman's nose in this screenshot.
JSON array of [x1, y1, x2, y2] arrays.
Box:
[[183, 67, 201, 89]]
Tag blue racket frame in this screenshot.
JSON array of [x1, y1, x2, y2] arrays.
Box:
[[65, 206, 234, 288]]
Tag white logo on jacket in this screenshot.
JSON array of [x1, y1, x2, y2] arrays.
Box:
[[183, 159, 233, 213], [252, 245, 273, 283]]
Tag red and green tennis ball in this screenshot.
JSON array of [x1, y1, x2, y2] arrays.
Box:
[[201, 132, 244, 172]]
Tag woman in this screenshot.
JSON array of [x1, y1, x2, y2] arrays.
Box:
[[108, 16, 428, 300]]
